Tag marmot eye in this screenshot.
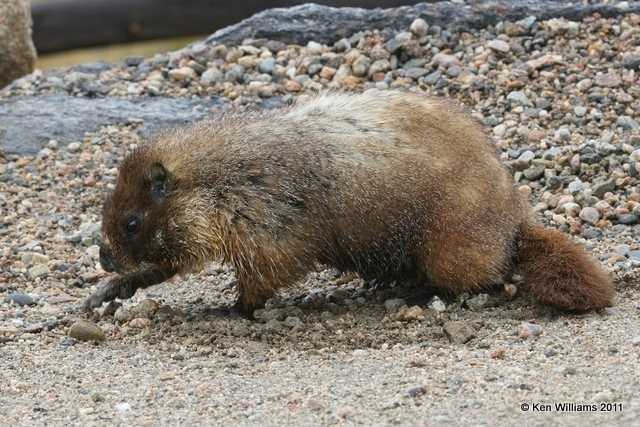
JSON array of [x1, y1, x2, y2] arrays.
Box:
[[125, 217, 140, 235]]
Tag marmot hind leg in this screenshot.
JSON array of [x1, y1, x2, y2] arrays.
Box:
[[414, 231, 513, 295]]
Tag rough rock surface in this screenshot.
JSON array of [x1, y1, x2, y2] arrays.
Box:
[[0, 0, 37, 88], [0, 95, 223, 154], [204, 1, 640, 47]]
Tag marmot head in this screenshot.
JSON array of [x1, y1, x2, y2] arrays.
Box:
[[99, 145, 214, 274]]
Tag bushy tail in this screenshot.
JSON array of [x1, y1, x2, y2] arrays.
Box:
[[517, 224, 614, 311]]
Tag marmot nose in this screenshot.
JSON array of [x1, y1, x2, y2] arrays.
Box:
[[99, 245, 116, 272]]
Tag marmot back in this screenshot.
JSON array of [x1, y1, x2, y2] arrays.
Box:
[[84, 90, 614, 316]]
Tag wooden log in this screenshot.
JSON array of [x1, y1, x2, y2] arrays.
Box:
[[31, 0, 424, 53]]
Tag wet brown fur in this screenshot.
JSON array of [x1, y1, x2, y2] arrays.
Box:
[[89, 90, 614, 315]]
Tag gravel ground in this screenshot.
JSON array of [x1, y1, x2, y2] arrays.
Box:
[[1, 6, 640, 426]]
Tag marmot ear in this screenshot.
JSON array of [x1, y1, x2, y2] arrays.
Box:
[[149, 162, 172, 202]]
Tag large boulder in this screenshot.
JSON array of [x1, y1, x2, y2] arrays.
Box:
[[0, 0, 37, 88]]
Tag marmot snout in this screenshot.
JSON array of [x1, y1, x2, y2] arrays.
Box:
[[84, 90, 614, 316]]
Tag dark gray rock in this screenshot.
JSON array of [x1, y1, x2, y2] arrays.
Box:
[[203, 2, 640, 48], [0, 94, 285, 154]]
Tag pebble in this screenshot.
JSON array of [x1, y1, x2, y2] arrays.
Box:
[[8, 292, 35, 306], [28, 264, 49, 279], [487, 39, 510, 53], [20, 252, 49, 265], [128, 318, 151, 329], [507, 91, 531, 106], [383, 298, 406, 313], [443, 321, 475, 344], [595, 72, 621, 87], [68, 320, 105, 342], [407, 385, 426, 398], [114, 307, 133, 323], [409, 18, 428, 37], [169, 67, 196, 81], [115, 402, 131, 413], [200, 68, 223, 85], [579, 207, 600, 225], [518, 322, 543, 339], [428, 296, 447, 312], [617, 116, 639, 130], [258, 57, 276, 74], [130, 299, 160, 319], [466, 294, 489, 310], [394, 305, 426, 321]]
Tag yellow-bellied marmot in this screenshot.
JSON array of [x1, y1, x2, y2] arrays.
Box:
[[83, 90, 614, 316]]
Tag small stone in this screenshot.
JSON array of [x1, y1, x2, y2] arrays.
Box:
[[114, 307, 132, 323], [384, 298, 406, 313], [513, 150, 535, 170], [102, 301, 121, 318], [490, 348, 506, 359], [574, 106, 587, 117], [422, 70, 441, 85], [27, 263, 49, 279], [283, 80, 301, 92], [409, 18, 428, 37], [20, 252, 49, 265], [518, 322, 543, 339], [576, 78, 593, 91], [352, 56, 371, 77], [265, 319, 283, 332], [407, 385, 426, 398], [579, 207, 601, 225], [8, 292, 35, 306], [622, 53, 640, 70], [507, 91, 531, 106], [446, 65, 461, 78], [466, 294, 489, 310], [67, 142, 82, 152], [526, 54, 563, 70], [487, 39, 510, 53], [169, 67, 196, 81], [617, 116, 639, 130], [124, 56, 144, 67], [334, 38, 350, 52], [200, 68, 223, 85], [428, 296, 446, 312], [68, 320, 105, 342], [130, 299, 160, 319], [523, 166, 545, 181], [544, 348, 557, 357], [592, 179, 615, 198], [115, 402, 131, 413], [395, 305, 425, 322], [284, 316, 304, 329], [306, 41, 323, 54], [319, 66, 336, 80], [631, 336, 640, 346], [617, 214, 638, 225], [595, 72, 621, 88], [567, 179, 586, 194], [404, 67, 428, 79], [432, 53, 460, 68], [128, 318, 151, 329], [258, 57, 276, 74], [443, 321, 475, 344]]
